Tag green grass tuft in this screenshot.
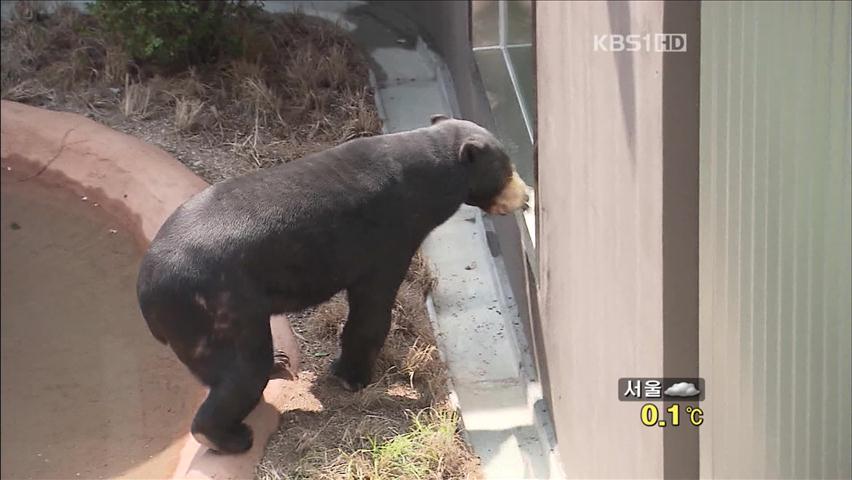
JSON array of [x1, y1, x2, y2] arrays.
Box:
[[263, 407, 478, 480]]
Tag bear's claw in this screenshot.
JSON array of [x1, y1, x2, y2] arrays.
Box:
[[270, 349, 298, 380]]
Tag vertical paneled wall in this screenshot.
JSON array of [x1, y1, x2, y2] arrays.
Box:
[[699, 2, 852, 478]]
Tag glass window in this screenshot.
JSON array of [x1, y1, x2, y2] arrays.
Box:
[[473, 48, 534, 184], [471, 1, 500, 48], [507, 45, 535, 126], [506, 0, 532, 45], [471, 0, 536, 252]]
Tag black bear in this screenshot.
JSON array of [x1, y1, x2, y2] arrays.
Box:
[[136, 115, 529, 453]]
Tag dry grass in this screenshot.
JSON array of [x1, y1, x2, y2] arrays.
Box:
[[1, 4, 108, 100], [2, 78, 54, 103], [102, 44, 129, 84], [264, 408, 477, 480], [121, 74, 151, 118], [174, 97, 205, 132]]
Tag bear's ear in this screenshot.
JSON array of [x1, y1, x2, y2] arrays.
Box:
[[459, 138, 486, 164], [430, 114, 450, 125]]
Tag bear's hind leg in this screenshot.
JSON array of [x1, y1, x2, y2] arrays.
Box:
[[190, 320, 273, 454], [331, 267, 407, 391]]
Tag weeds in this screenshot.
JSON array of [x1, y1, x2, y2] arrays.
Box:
[[275, 408, 476, 480], [174, 97, 205, 132], [121, 74, 151, 118], [87, 0, 263, 69]]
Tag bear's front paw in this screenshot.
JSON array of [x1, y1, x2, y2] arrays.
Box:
[[330, 358, 372, 391]]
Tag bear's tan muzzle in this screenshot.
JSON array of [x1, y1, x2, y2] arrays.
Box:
[[488, 171, 530, 215]]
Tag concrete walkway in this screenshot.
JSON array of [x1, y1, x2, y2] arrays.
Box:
[[271, 2, 564, 478]]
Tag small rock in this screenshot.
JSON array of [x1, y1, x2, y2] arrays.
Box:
[[81, 196, 88, 201], [108, 229, 118, 234]]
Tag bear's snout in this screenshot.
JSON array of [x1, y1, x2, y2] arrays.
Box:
[[488, 171, 529, 215]]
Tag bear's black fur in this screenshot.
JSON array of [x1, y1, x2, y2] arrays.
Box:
[[136, 116, 528, 453]]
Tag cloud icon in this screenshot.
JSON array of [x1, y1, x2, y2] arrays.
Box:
[[664, 382, 700, 397]]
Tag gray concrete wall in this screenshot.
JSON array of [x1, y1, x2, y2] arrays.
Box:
[[369, 1, 494, 130]]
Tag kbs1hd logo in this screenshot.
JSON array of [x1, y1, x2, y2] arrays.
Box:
[[594, 33, 687, 53], [618, 378, 705, 428]]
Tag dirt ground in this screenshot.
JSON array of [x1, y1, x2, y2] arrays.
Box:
[[0, 179, 204, 479], [1, 3, 479, 479]]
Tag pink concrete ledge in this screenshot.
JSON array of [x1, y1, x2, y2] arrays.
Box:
[[1, 100, 297, 479]]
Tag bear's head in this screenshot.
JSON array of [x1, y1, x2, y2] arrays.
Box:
[[431, 114, 530, 215]]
